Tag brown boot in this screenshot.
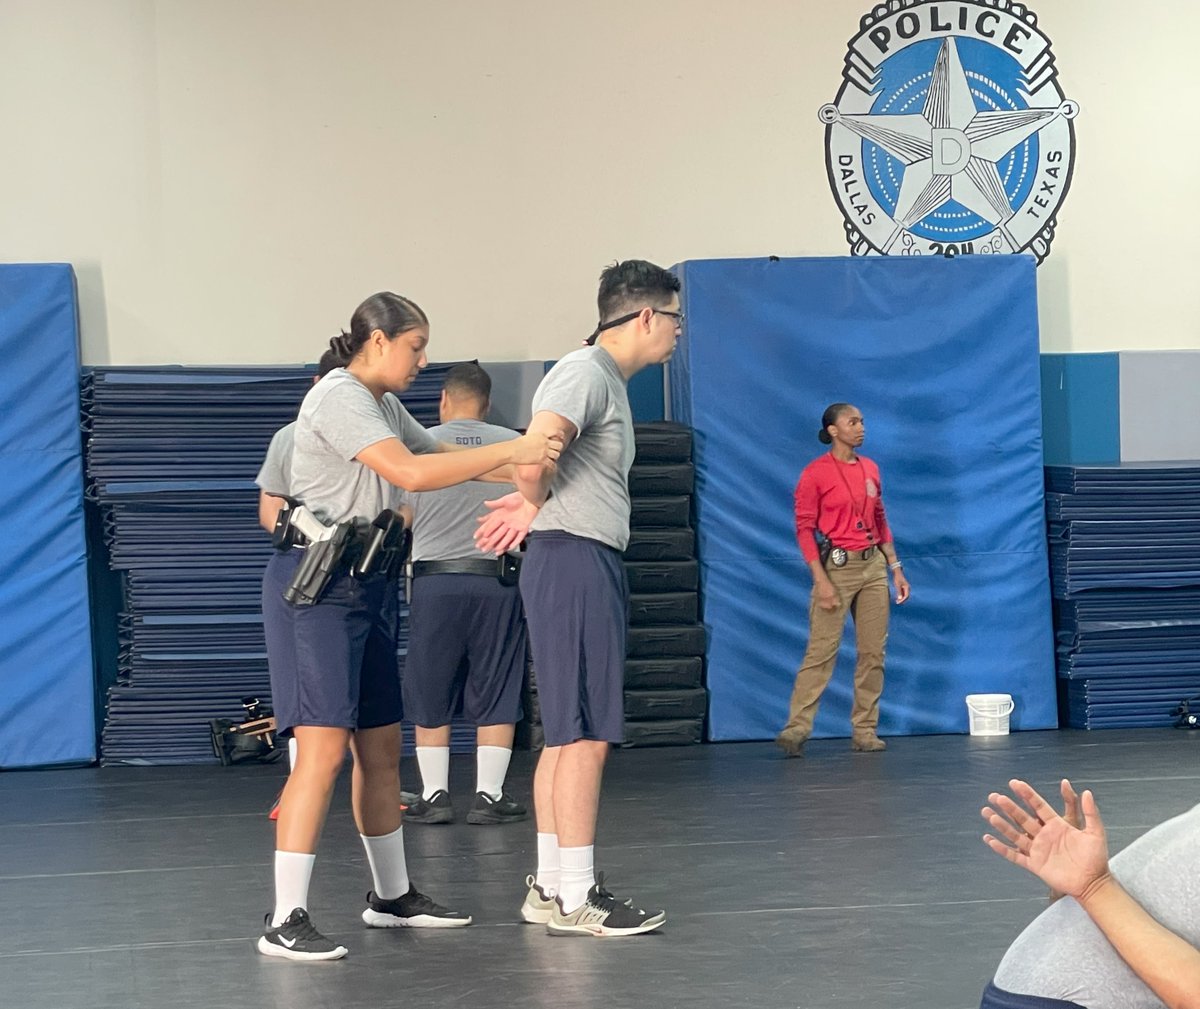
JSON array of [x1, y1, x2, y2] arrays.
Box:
[[775, 728, 809, 757], [851, 732, 886, 752]]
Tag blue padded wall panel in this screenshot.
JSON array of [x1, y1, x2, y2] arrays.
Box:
[[627, 363, 665, 421], [0, 264, 96, 767], [670, 256, 1055, 740], [1039, 353, 1120, 465]]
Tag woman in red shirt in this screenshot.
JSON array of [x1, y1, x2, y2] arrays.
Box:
[[776, 403, 910, 757]]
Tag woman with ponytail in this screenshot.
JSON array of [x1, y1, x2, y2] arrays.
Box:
[[257, 292, 561, 961], [776, 403, 910, 759]]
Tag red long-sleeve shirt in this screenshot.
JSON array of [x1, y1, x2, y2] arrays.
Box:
[[794, 453, 892, 564]]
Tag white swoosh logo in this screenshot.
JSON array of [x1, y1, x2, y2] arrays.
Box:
[[278, 936, 298, 948]]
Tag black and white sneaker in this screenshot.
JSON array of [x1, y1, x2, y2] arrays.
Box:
[[403, 789, 455, 824], [546, 875, 665, 937], [257, 908, 348, 961], [361, 887, 473, 928], [467, 791, 528, 825]]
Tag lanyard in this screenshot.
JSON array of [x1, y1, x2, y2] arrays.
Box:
[[831, 455, 869, 532]]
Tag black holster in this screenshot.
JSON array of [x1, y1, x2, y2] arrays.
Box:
[[352, 510, 412, 580], [283, 521, 357, 606], [816, 532, 832, 566]]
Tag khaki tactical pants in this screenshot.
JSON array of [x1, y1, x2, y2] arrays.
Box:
[[784, 551, 889, 737]]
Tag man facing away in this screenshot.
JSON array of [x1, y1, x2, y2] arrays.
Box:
[[401, 363, 529, 826]]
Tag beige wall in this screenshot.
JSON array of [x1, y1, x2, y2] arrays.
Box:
[[1, 0, 1194, 364]]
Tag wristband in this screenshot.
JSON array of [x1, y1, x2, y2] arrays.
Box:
[[888, 561, 903, 571]]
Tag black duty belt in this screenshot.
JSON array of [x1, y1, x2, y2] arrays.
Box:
[[280, 508, 411, 607], [413, 557, 515, 578], [827, 545, 878, 568]]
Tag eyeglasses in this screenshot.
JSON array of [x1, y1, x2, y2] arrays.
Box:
[[586, 306, 685, 345]]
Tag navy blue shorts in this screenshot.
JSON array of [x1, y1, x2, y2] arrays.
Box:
[[980, 981, 1083, 1009], [521, 531, 629, 747], [402, 573, 527, 727], [262, 549, 402, 736]]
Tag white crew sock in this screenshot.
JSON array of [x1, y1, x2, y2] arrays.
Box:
[[558, 845, 595, 914], [535, 832, 561, 896], [272, 850, 316, 927], [360, 825, 410, 900], [287, 736, 298, 771], [415, 745, 450, 799], [475, 745, 512, 800]]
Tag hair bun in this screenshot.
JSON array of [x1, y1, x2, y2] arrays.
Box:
[[818, 428, 832, 444], [328, 331, 355, 363]]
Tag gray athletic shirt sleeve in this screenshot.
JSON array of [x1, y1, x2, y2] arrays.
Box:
[[528, 346, 635, 551], [993, 802, 1200, 1008], [290, 369, 440, 524], [400, 419, 518, 561], [256, 422, 295, 496]]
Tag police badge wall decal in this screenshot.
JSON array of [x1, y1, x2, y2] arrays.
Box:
[[820, 0, 1078, 262]]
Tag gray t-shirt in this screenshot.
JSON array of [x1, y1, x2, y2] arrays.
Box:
[[994, 802, 1200, 1008], [402, 418, 518, 561], [529, 345, 634, 551], [290, 368, 440, 524], [256, 422, 295, 496]]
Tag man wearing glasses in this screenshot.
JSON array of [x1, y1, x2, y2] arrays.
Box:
[[475, 260, 680, 936]]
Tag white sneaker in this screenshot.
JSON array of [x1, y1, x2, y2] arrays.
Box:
[[520, 875, 557, 924]]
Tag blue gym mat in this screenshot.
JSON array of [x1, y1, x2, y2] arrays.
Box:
[[85, 364, 468, 764], [1045, 464, 1200, 727]]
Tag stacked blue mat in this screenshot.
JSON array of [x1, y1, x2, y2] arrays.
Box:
[[84, 365, 466, 764], [1046, 463, 1200, 728]]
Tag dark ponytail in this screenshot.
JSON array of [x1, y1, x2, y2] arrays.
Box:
[[327, 292, 428, 366], [818, 402, 853, 444]]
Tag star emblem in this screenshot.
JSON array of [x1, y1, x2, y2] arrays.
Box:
[[819, 37, 1078, 252]]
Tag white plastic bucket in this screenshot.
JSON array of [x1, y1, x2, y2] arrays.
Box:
[[965, 693, 1015, 736]]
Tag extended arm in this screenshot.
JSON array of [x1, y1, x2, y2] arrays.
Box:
[[356, 431, 559, 493], [433, 441, 519, 484], [982, 780, 1200, 1009]]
